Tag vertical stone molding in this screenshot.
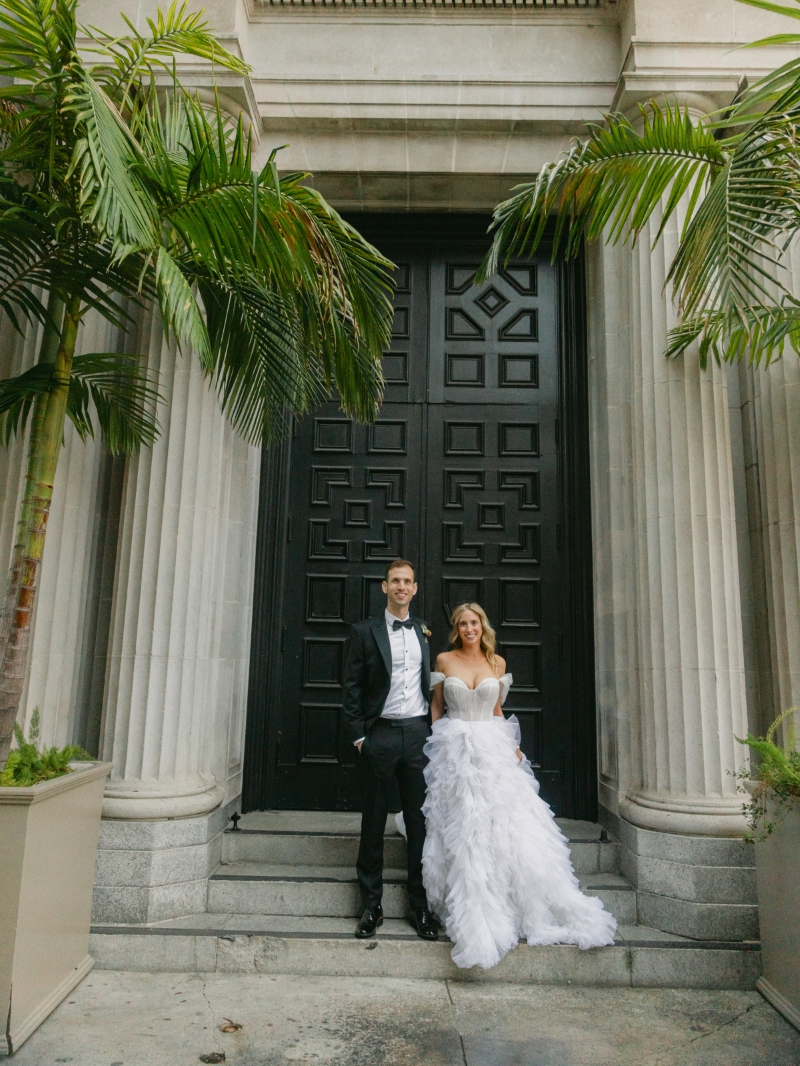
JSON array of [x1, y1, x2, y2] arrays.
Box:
[[615, 210, 750, 837], [99, 310, 260, 821]]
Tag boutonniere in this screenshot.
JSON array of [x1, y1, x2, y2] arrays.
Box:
[[421, 624, 432, 641]]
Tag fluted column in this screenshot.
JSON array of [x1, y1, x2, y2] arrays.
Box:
[[99, 309, 260, 819], [616, 206, 750, 837]]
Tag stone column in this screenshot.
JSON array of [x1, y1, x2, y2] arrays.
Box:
[[587, 205, 758, 941], [93, 308, 260, 923]]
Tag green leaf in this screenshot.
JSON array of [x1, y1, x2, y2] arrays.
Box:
[[0, 363, 55, 444], [67, 353, 162, 454]]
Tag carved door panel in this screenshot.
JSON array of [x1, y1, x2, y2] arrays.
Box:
[[272, 257, 428, 809], [422, 256, 563, 810], [251, 224, 593, 816]]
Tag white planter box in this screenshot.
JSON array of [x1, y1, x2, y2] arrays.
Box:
[[0, 761, 111, 1055], [755, 801, 800, 1031]]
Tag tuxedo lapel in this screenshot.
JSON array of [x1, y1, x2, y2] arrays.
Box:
[[370, 617, 392, 678]]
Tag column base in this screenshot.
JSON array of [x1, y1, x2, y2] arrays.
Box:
[[601, 803, 758, 942], [620, 792, 748, 838], [102, 779, 224, 820], [92, 796, 239, 924]]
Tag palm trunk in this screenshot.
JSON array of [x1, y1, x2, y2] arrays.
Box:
[[0, 294, 80, 767]]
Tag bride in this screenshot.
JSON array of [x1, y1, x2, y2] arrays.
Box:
[[420, 602, 617, 970]]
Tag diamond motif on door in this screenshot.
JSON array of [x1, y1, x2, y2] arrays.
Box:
[[446, 308, 485, 340], [475, 286, 509, 318], [499, 309, 538, 341]]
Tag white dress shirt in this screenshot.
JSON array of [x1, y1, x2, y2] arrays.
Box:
[[381, 609, 428, 720], [354, 610, 427, 746]]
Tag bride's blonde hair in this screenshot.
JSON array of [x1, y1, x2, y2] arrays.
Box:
[[448, 602, 498, 669]]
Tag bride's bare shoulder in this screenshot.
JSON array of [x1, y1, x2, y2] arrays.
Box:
[[435, 651, 454, 671], [494, 654, 507, 674]]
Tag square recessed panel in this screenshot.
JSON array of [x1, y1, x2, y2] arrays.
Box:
[[502, 265, 537, 295], [369, 421, 407, 454], [300, 704, 340, 763], [392, 307, 409, 338], [311, 467, 351, 505], [499, 309, 538, 342], [445, 423, 484, 456], [501, 579, 541, 626], [479, 503, 505, 529], [501, 355, 539, 388], [393, 263, 411, 293], [362, 576, 386, 620], [446, 355, 484, 386], [345, 500, 370, 526], [442, 578, 484, 621], [500, 423, 539, 456], [314, 420, 352, 453], [446, 264, 478, 294], [306, 575, 347, 622], [502, 642, 542, 692], [303, 639, 345, 688], [382, 352, 408, 383]]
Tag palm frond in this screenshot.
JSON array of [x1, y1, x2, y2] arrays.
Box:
[[666, 301, 800, 367], [0, 363, 54, 444], [67, 353, 161, 453], [480, 103, 726, 281]]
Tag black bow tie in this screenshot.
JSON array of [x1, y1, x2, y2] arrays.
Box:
[[392, 619, 414, 630]]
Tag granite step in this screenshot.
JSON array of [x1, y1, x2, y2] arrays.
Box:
[[88, 914, 762, 989], [222, 811, 620, 876], [207, 863, 637, 924]]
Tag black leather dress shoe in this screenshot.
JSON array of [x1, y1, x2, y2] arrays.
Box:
[[410, 908, 439, 941], [355, 905, 383, 939]]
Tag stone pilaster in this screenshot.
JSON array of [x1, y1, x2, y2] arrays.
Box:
[[618, 208, 750, 839]]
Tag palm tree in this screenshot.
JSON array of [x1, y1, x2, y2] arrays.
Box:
[[480, 0, 800, 369], [0, 0, 394, 768]]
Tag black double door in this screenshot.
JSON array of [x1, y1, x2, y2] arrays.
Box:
[[244, 217, 597, 818]]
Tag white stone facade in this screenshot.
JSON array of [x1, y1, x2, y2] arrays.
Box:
[[3, 0, 800, 935]]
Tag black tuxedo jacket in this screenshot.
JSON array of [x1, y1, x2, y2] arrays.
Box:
[[342, 614, 432, 745]]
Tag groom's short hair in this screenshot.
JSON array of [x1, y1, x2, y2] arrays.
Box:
[[385, 558, 416, 581]]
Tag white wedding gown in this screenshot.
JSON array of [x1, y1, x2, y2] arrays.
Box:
[[419, 672, 617, 969]]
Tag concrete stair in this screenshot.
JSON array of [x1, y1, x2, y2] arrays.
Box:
[[89, 811, 761, 989]]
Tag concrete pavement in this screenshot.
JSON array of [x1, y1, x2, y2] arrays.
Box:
[[11, 971, 800, 1066]]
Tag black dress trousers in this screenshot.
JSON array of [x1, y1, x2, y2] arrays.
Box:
[[357, 715, 431, 912]]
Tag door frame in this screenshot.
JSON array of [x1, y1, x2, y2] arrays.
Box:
[[242, 214, 597, 819]]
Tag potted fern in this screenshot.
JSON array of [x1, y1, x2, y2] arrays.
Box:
[[737, 710, 800, 1031], [0, 712, 111, 1054]]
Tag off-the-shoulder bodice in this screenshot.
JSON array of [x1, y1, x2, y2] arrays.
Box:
[[430, 671, 512, 722]]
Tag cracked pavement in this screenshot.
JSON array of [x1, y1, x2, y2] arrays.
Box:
[[10, 972, 800, 1066]]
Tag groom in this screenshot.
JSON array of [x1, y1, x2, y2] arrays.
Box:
[[342, 558, 438, 941]]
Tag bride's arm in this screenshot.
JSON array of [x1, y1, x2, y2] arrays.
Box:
[[492, 656, 521, 760], [431, 682, 445, 722]]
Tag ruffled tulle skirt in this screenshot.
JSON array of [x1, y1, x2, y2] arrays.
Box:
[[420, 715, 617, 970]]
